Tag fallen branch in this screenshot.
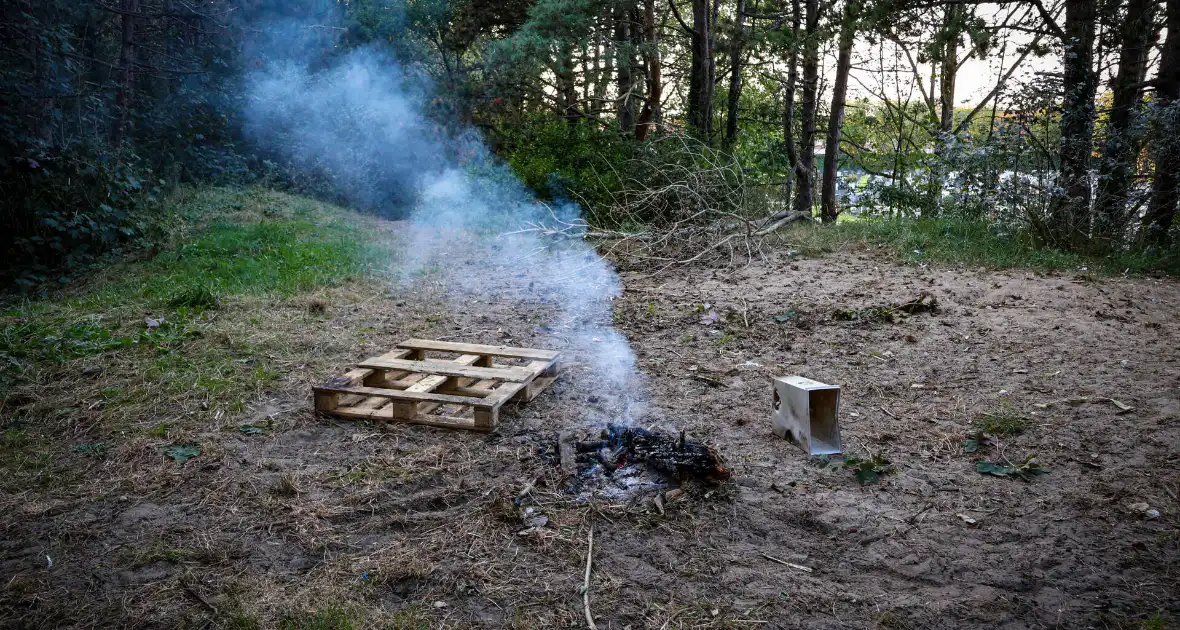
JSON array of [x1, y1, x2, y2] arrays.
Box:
[[583, 525, 597, 630], [755, 210, 812, 235], [760, 551, 813, 572]]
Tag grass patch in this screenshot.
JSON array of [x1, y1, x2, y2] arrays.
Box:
[[0, 187, 393, 399], [778, 217, 1179, 275], [976, 406, 1030, 436], [280, 604, 356, 630]]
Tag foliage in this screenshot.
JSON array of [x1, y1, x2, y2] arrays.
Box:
[[165, 444, 201, 462], [976, 457, 1051, 480], [961, 431, 994, 453], [818, 453, 895, 484], [778, 217, 1180, 275]]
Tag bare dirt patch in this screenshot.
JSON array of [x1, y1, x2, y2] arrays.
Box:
[[2, 230, 1177, 629]]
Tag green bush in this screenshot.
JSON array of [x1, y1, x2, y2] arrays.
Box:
[[496, 116, 634, 219], [0, 142, 164, 292]]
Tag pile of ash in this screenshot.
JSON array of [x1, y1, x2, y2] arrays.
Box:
[[556, 424, 730, 500]]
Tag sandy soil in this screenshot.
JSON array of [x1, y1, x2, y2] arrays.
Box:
[[2, 235, 1178, 629]]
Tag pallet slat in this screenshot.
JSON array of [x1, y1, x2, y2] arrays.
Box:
[[356, 358, 538, 382], [397, 338, 560, 360], [314, 339, 561, 432]]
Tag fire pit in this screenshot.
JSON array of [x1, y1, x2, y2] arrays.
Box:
[[558, 424, 730, 499]]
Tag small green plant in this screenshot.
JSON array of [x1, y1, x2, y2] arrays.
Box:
[[716, 334, 736, 345], [977, 456, 1050, 480], [167, 283, 220, 309], [679, 333, 695, 343], [279, 604, 355, 630], [977, 407, 1030, 436], [645, 302, 657, 317], [961, 431, 995, 453], [818, 453, 895, 484], [842, 454, 895, 484], [166, 444, 200, 462], [148, 422, 170, 438], [71, 442, 109, 459]]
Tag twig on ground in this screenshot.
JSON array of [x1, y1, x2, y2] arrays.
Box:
[[759, 552, 813, 572], [583, 524, 597, 630]]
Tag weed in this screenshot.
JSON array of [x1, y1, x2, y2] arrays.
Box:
[[977, 406, 1030, 436], [679, 334, 695, 343], [645, 302, 657, 317], [819, 453, 895, 484], [167, 283, 220, 309], [271, 473, 300, 497], [71, 442, 109, 459], [977, 456, 1050, 480], [280, 604, 355, 630], [166, 444, 200, 462], [961, 431, 995, 453], [148, 422, 170, 438], [716, 334, 736, 345]]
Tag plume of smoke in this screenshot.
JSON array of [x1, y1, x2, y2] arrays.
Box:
[[242, 12, 643, 420]]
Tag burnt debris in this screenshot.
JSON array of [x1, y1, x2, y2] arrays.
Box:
[[561, 424, 731, 484]]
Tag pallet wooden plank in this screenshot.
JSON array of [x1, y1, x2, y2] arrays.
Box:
[[330, 406, 489, 432], [356, 358, 537, 382], [312, 385, 499, 408], [397, 338, 559, 361]]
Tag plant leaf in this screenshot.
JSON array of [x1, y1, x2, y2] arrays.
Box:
[[976, 461, 1013, 476], [166, 444, 200, 462]]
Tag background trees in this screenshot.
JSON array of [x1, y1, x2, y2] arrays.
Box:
[[2, 0, 1178, 285]]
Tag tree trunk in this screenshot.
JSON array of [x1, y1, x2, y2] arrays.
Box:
[[558, 41, 580, 126], [1143, 0, 1180, 245], [723, 0, 746, 150], [112, 0, 139, 144], [615, 4, 636, 135], [1047, 0, 1098, 248], [939, 6, 960, 135], [636, 0, 662, 139], [782, 0, 800, 203], [687, 0, 714, 139], [792, 0, 819, 215], [1094, 0, 1157, 242], [820, 4, 855, 224]]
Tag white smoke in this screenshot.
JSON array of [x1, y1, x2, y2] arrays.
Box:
[[242, 15, 642, 416]]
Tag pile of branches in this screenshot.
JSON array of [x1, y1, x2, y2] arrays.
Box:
[[506, 129, 812, 273]]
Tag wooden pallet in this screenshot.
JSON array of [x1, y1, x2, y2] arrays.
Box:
[[313, 339, 561, 432]]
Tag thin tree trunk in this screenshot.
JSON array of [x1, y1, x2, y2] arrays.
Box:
[[615, 3, 636, 135], [724, 0, 746, 149], [939, 6, 960, 135], [792, 0, 819, 215], [1047, 0, 1098, 248], [636, 0, 661, 139], [558, 41, 580, 125], [112, 0, 139, 144], [687, 0, 714, 139], [820, 4, 856, 223], [1094, 0, 1157, 241], [1143, 0, 1180, 245], [782, 0, 800, 203]]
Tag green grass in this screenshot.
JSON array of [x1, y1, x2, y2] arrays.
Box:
[[977, 406, 1031, 436], [0, 188, 390, 389], [779, 217, 1179, 275], [0, 186, 399, 451]]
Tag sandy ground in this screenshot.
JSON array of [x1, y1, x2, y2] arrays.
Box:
[[2, 233, 1178, 629]]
